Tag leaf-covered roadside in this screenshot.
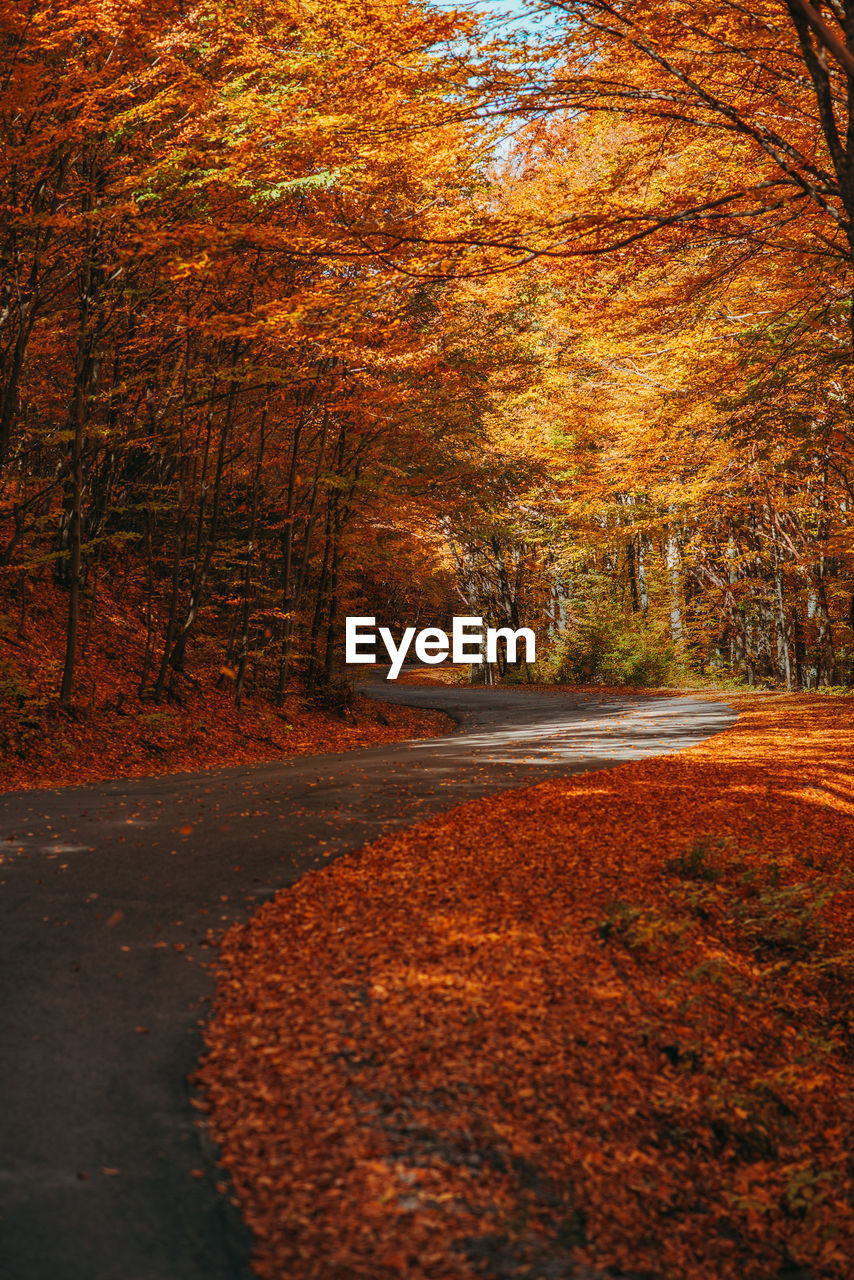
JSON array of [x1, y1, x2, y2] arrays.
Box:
[[0, 589, 451, 792], [197, 696, 854, 1280]]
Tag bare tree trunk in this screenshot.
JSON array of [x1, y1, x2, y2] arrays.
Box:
[[637, 541, 649, 619], [277, 406, 331, 695], [152, 513, 185, 700], [626, 538, 640, 613], [774, 569, 792, 690], [235, 406, 267, 707], [768, 508, 792, 690], [152, 327, 193, 701], [138, 507, 156, 697], [816, 571, 836, 684], [59, 193, 100, 706], [323, 548, 340, 686], [665, 528, 683, 647], [305, 500, 334, 692], [59, 397, 84, 708]]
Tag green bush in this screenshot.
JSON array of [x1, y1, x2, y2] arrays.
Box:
[[547, 610, 677, 687]]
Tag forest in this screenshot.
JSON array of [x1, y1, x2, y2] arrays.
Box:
[[4, 7, 854, 1280], [2, 0, 853, 717]]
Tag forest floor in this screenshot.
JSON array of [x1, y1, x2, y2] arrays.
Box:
[[0, 586, 451, 792], [197, 690, 854, 1280]]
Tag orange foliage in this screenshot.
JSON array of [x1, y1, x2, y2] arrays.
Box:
[[198, 694, 854, 1279], [0, 583, 450, 791]]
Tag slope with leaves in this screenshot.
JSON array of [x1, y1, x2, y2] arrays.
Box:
[[0, 578, 452, 791]]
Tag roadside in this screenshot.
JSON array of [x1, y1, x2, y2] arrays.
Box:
[[0, 590, 451, 792], [0, 686, 452, 792], [1, 686, 728, 1280], [197, 692, 854, 1280]]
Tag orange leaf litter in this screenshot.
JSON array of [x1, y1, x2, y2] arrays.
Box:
[[197, 694, 854, 1280]]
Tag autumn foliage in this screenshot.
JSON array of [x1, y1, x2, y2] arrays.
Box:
[[393, 0, 854, 688], [0, 0, 505, 712], [3, 0, 854, 702], [0, 583, 451, 791], [197, 694, 854, 1279], [5, 2, 854, 1275]]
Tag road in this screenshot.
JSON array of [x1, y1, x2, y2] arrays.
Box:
[[0, 683, 736, 1280]]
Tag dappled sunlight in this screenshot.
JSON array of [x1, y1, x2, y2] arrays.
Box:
[[406, 693, 736, 766], [199, 694, 854, 1280]]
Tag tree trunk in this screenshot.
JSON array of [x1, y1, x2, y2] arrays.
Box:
[[235, 407, 267, 707], [59, 401, 84, 708], [665, 528, 683, 647]]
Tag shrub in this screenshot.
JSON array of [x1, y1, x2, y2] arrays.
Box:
[[547, 609, 677, 687]]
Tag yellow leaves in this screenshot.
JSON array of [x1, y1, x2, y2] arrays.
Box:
[[169, 253, 212, 280]]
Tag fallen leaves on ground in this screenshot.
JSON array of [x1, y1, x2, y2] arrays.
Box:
[[0, 586, 451, 791], [197, 694, 854, 1280]]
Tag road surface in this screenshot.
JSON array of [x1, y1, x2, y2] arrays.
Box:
[[0, 683, 736, 1280]]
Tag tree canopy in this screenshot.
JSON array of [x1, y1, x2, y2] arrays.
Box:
[[1, 0, 853, 701]]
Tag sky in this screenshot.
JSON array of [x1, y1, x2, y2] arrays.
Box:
[[427, 0, 562, 161], [432, 0, 560, 37]]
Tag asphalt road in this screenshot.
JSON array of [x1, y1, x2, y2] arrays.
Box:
[[0, 683, 736, 1280]]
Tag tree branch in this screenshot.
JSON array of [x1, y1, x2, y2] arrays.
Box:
[[784, 0, 854, 77]]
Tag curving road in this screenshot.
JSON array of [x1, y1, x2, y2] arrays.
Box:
[[0, 683, 736, 1280]]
